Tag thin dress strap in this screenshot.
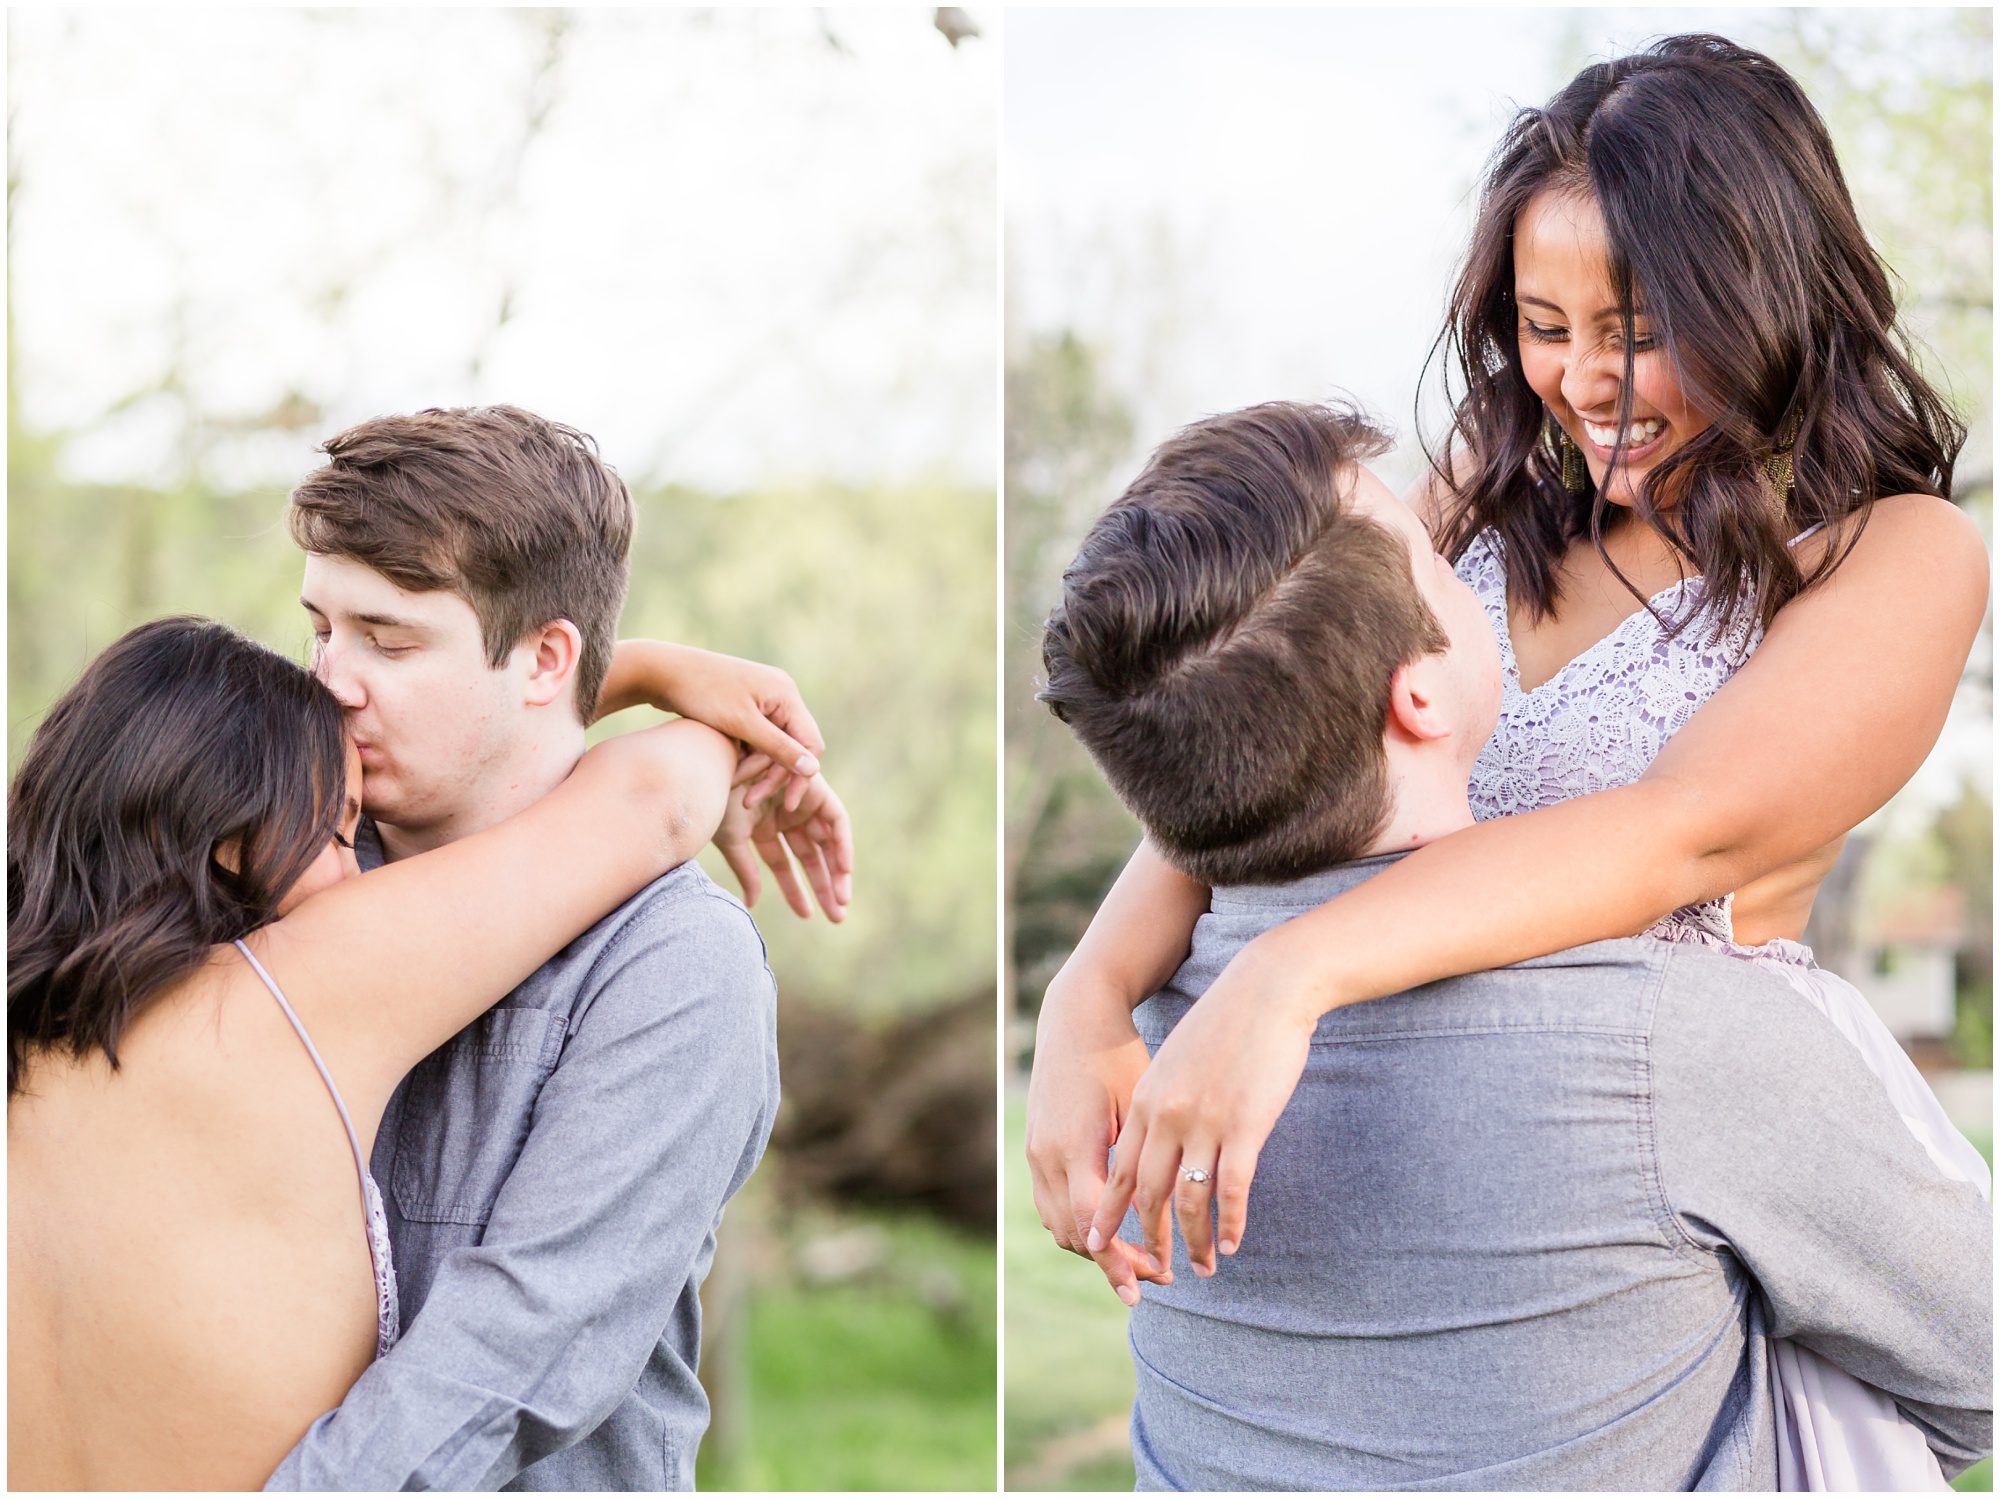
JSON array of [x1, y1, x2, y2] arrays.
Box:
[[234, 939, 372, 1189], [1788, 520, 1828, 547], [233, 938, 398, 1356]]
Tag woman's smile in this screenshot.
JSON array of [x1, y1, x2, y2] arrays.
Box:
[[1575, 411, 1672, 464]]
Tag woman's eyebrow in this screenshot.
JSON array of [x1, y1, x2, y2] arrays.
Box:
[[1517, 292, 1648, 323]]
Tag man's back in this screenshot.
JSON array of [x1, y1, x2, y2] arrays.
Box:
[[1128, 854, 1990, 1491]]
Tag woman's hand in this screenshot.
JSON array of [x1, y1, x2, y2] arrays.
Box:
[[597, 640, 825, 778], [1085, 933, 1321, 1281], [1026, 980, 1165, 1305], [713, 763, 853, 922]]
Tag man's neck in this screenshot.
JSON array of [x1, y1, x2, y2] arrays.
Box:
[[375, 730, 586, 863], [1363, 759, 1477, 857]]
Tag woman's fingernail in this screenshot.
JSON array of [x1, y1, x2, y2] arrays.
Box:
[[1115, 1284, 1139, 1306], [795, 754, 819, 776], [1220, 1239, 1238, 1255], [1086, 1227, 1104, 1252]]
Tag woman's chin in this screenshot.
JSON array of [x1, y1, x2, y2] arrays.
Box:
[[1587, 471, 1673, 511]]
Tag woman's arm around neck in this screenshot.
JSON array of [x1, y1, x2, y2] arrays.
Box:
[[245, 718, 739, 1119]]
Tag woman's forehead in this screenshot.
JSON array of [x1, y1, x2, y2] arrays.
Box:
[[1513, 190, 1617, 301]]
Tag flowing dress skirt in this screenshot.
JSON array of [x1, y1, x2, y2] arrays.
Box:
[[1660, 928, 1990, 1492]]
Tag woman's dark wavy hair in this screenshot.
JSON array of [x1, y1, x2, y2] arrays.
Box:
[[8, 617, 349, 1094], [1425, 33, 1965, 635]]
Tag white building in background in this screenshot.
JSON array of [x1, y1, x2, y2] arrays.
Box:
[[1854, 886, 1965, 1046]]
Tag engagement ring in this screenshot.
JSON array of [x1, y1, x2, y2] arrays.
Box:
[[1180, 1166, 1212, 1185]]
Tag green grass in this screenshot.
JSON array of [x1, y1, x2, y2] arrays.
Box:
[[1003, 1095, 1138, 1491], [701, 1212, 997, 1491]]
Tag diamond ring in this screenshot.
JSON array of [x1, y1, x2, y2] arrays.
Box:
[[1179, 1166, 1212, 1185]]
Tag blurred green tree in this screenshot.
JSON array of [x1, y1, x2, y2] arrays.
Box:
[[1003, 325, 1143, 1042]]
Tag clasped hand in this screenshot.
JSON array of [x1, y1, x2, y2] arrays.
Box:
[[602, 639, 853, 922], [716, 754, 852, 922], [1028, 939, 1319, 1301]]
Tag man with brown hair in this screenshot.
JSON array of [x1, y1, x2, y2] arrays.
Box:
[[1032, 401, 1988, 1489], [264, 406, 823, 1490], [1039, 399, 1492, 884]]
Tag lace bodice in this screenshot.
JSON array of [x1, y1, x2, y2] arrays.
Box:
[[1457, 528, 1762, 942], [359, 1174, 400, 1358]]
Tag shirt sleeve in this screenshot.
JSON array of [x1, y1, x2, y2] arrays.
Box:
[[264, 885, 778, 1491], [1648, 948, 1993, 1477]]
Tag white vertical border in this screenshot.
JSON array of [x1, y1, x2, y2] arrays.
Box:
[[991, 5, 1010, 1490]]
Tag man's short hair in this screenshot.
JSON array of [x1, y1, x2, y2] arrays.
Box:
[[1040, 400, 1447, 884], [289, 405, 633, 722]]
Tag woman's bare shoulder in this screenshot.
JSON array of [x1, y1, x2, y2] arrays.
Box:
[[115, 946, 306, 1083], [1798, 492, 1987, 597]]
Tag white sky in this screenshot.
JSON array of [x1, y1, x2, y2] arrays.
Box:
[[1008, 6, 1544, 487], [10, 7, 997, 492]]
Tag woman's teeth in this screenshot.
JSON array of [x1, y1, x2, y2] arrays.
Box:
[[1583, 417, 1665, 448]]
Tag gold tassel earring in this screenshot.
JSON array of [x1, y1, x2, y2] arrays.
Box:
[[1545, 416, 1588, 496], [1764, 409, 1803, 501]]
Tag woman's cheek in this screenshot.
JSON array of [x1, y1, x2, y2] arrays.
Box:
[[1632, 352, 1705, 434], [1517, 344, 1562, 411]]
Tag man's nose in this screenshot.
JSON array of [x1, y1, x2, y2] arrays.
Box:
[[316, 639, 366, 710]]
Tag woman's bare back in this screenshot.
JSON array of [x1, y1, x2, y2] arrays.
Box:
[[8, 954, 380, 1490]]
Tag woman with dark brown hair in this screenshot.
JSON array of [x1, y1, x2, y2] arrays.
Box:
[[1027, 35, 1988, 1490], [6, 616, 740, 1489]]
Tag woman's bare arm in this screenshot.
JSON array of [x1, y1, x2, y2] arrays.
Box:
[[596, 638, 823, 773], [1048, 839, 1211, 1010], [1025, 840, 1210, 1294], [249, 718, 739, 1108], [595, 639, 852, 918], [1088, 491, 1988, 1277]]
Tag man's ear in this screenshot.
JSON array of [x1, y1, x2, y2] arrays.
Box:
[[519, 619, 584, 710], [1385, 657, 1454, 744]]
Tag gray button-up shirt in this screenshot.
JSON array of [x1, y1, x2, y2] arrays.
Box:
[[1127, 853, 1992, 1491], [267, 822, 780, 1491]]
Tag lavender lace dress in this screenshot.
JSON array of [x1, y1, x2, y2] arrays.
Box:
[[1457, 528, 1990, 1492]]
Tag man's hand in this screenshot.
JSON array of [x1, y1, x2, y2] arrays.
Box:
[[714, 762, 853, 922], [598, 640, 825, 778], [1026, 980, 1166, 1305], [1084, 935, 1317, 1280]]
